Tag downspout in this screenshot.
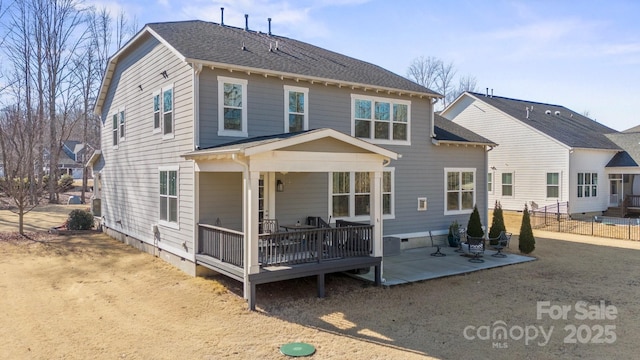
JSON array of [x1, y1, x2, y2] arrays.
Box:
[[484, 145, 493, 236], [430, 97, 438, 138], [193, 63, 203, 150]]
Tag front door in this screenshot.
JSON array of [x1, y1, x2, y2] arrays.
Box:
[[610, 179, 622, 207], [258, 174, 276, 233]]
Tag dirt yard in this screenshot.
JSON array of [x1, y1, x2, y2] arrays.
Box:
[[1, 209, 639, 359]]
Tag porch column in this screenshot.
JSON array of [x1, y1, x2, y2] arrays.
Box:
[[243, 170, 261, 302], [370, 171, 383, 257]]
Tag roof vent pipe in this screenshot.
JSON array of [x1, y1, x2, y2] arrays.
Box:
[[268, 18, 272, 35], [220, 7, 224, 26], [491, 89, 494, 98], [545, 110, 551, 115], [526, 106, 530, 119], [555, 110, 561, 116], [245, 14, 249, 31], [486, 87, 488, 97]]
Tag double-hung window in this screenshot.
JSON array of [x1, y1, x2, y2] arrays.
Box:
[[284, 85, 308, 132], [112, 113, 118, 147], [153, 85, 174, 137], [487, 172, 493, 193], [547, 172, 559, 198], [159, 167, 178, 226], [352, 95, 410, 145], [577, 172, 597, 198], [502, 173, 513, 197], [218, 76, 248, 137], [445, 168, 475, 214], [119, 109, 125, 140], [330, 170, 394, 220]]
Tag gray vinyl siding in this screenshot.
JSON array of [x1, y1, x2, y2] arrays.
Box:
[[99, 34, 196, 256], [198, 172, 242, 231], [197, 69, 487, 236]]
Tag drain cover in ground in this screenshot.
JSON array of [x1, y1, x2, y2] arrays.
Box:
[[280, 342, 316, 357]]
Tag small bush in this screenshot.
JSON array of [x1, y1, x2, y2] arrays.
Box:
[[67, 209, 94, 230], [519, 203, 535, 254], [58, 174, 75, 192], [488, 200, 506, 244], [466, 204, 484, 238]]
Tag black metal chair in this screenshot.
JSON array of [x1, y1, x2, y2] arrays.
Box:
[[491, 231, 512, 258], [463, 235, 485, 263], [430, 231, 446, 257]]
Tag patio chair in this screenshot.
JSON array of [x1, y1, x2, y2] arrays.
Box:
[[430, 231, 446, 257], [462, 235, 485, 263], [261, 218, 279, 234], [491, 231, 512, 258]]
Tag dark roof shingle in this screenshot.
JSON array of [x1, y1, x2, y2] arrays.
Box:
[[146, 21, 439, 96], [467, 92, 620, 150], [434, 114, 495, 145], [605, 133, 640, 167]]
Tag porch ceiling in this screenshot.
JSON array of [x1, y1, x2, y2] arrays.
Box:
[[182, 128, 398, 172]]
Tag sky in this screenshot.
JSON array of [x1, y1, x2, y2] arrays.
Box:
[[88, 0, 640, 132]]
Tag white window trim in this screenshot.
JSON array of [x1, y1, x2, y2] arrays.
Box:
[[546, 171, 561, 199], [501, 172, 514, 198], [153, 90, 162, 134], [487, 171, 494, 195], [328, 168, 395, 221], [284, 85, 309, 133], [111, 112, 119, 149], [159, 165, 179, 229], [162, 84, 175, 140], [350, 94, 411, 146], [444, 167, 476, 216], [218, 76, 248, 137], [118, 107, 126, 142], [576, 171, 598, 199]]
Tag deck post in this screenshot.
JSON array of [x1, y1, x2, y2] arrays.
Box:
[[374, 264, 382, 286], [248, 281, 256, 310], [317, 273, 325, 298]]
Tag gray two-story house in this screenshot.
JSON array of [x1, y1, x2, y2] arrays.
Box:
[[94, 20, 494, 309]]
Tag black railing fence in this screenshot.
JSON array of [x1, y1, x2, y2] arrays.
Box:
[[530, 202, 640, 241]]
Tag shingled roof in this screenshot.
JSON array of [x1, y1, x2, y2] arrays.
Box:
[[465, 92, 620, 150], [605, 133, 640, 167], [433, 114, 496, 146], [143, 20, 439, 97]]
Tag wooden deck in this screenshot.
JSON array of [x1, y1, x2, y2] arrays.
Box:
[[196, 223, 382, 309]]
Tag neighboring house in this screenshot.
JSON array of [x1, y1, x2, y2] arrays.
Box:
[[603, 131, 640, 215], [43, 141, 90, 179], [442, 91, 638, 216], [94, 20, 494, 309]]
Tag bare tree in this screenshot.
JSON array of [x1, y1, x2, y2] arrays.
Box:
[[407, 56, 441, 90], [453, 75, 478, 101], [437, 61, 457, 108]]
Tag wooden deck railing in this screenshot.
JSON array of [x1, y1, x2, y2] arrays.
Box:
[[623, 195, 640, 216], [198, 223, 374, 268], [198, 224, 244, 267]]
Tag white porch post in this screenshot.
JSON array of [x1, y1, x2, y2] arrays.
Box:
[[370, 171, 383, 257], [243, 170, 261, 301]]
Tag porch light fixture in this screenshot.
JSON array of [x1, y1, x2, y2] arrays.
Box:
[[276, 179, 284, 192]]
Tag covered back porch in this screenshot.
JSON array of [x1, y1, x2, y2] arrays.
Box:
[[607, 173, 640, 217], [183, 129, 397, 310]]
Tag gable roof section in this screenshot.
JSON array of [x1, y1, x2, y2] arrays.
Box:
[[96, 20, 440, 115], [183, 128, 398, 160], [459, 92, 620, 150], [433, 114, 496, 146], [605, 133, 640, 167], [623, 124, 640, 133]]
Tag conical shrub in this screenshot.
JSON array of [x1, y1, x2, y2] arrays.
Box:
[[519, 203, 535, 254], [488, 201, 506, 244], [466, 204, 484, 238]]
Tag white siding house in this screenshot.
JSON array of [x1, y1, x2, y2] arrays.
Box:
[[442, 92, 624, 216]]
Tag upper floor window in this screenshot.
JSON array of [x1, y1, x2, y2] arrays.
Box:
[[502, 173, 513, 197], [159, 167, 178, 226], [352, 95, 410, 145], [547, 172, 559, 198], [153, 85, 174, 138], [112, 113, 118, 147], [577, 172, 597, 198], [487, 172, 493, 194], [119, 109, 125, 140], [218, 76, 248, 137], [284, 85, 308, 133], [163, 87, 173, 136], [445, 168, 475, 214], [330, 170, 394, 220]]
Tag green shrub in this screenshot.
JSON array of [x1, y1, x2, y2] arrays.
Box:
[[58, 174, 75, 192], [448, 220, 460, 247], [488, 200, 506, 244], [519, 203, 535, 254], [67, 209, 94, 230], [466, 204, 484, 238]]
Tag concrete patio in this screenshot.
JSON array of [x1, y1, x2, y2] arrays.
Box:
[[354, 244, 535, 285]]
